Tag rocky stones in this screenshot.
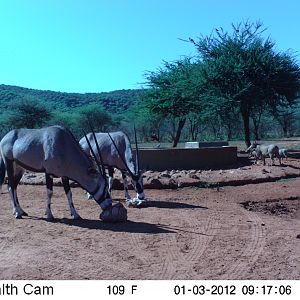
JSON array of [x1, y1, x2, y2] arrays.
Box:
[[16, 160, 300, 191]]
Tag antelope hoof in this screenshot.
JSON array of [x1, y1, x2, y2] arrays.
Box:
[[14, 213, 23, 219], [45, 214, 55, 221], [85, 193, 93, 200]]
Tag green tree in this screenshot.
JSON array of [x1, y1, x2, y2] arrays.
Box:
[[75, 104, 114, 133], [191, 21, 300, 146], [125, 104, 165, 142], [143, 58, 202, 147], [0, 114, 11, 139], [187, 112, 206, 141], [47, 110, 79, 135], [8, 97, 52, 129], [272, 106, 296, 138]]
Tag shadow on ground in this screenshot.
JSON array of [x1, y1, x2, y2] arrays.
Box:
[[27, 216, 175, 234], [146, 200, 208, 210]]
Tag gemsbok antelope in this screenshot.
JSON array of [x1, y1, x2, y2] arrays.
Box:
[[0, 125, 126, 220], [79, 130, 145, 205]]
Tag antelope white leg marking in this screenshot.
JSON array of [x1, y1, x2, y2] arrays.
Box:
[[45, 188, 54, 220], [108, 176, 113, 196], [66, 191, 81, 219], [8, 186, 22, 217]]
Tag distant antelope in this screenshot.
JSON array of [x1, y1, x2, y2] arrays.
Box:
[[0, 125, 113, 220], [79, 130, 145, 202]]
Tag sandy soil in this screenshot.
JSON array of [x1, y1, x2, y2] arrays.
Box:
[[0, 158, 299, 280]]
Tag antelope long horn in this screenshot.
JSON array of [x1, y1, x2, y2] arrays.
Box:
[[107, 133, 135, 177], [134, 125, 140, 176], [83, 130, 102, 175], [87, 122, 107, 179]]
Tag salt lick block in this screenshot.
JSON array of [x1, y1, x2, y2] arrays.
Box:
[[100, 202, 128, 222]]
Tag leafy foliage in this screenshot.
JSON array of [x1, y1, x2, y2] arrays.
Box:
[[143, 58, 201, 117], [0, 84, 143, 114], [191, 21, 300, 146], [0, 84, 142, 139], [7, 97, 52, 129], [142, 58, 204, 146], [1, 21, 300, 145]]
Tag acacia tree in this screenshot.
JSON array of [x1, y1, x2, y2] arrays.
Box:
[[187, 112, 207, 141], [272, 107, 296, 138], [126, 101, 165, 142], [203, 93, 240, 140], [191, 21, 300, 146], [50, 104, 115, 138], [75, 104, 115, 134], [250, 103, 264, 140], [143, 58, 202, 147], [8, 97, 52, 129]]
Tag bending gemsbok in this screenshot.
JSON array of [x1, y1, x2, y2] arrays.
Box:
[[0, 125, 127, 221], [79, 130, 146, 206]]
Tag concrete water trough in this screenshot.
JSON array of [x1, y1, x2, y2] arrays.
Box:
[[185, 141, 229, 148], [134, 146, 237, 171]]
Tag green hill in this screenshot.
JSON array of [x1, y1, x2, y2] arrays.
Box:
[[0, 84, 144, 114]]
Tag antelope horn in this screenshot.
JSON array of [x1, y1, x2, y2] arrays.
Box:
[[87, 122, 107, 179], [107, 133, 135, 178], [83, 129, 103, 176], [134, 125, 140, 176]]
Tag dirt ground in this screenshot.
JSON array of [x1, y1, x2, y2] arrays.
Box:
[[0, 157, 300, 280]]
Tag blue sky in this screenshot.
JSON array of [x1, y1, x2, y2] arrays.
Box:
[[0, 0, 299, 93]]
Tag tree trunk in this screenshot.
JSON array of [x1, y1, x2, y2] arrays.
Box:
[[189, 121, 197, 141], [253, 121, 260, 141], [282, 116, 291, 138], [210, 122, 218, 140], [242, 111, 251, 147], [172, 118, 186, 147], [226, 124, 232, 141], [251, 112, 262, 141], [282, 124, 288, 138]]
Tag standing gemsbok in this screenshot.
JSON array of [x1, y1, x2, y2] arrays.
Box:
[[0, 125, 126, 220], [79, 130, 145, 204]]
